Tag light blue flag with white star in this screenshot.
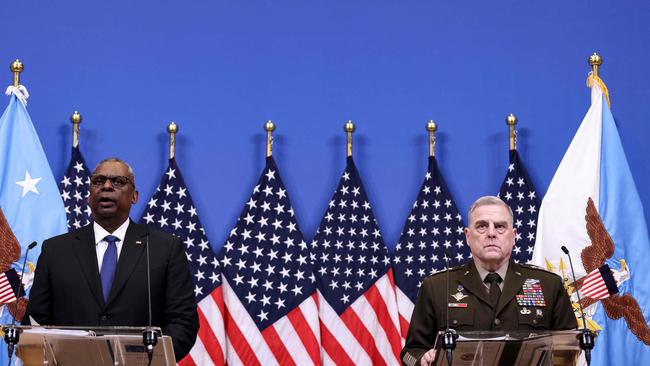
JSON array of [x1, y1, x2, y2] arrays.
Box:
[[0, 86, 68, 364]]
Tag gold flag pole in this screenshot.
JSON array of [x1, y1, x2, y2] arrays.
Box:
[[587, 52, 610, 107], [427, 120, 437, 157], [345, 120, 355, 158], [70, 111, 82, 148], [506, 113, 517, 151], [167, 122, 178, 160], [589, 52, 602, 77], [265, 120, 275, 157], [10, 59, 23, 87]]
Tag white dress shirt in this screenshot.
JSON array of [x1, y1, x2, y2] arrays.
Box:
[[94, 219, 130, 270]]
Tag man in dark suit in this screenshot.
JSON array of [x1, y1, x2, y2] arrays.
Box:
[[28, 157, 199, 361], [401, 196, 577, 366]]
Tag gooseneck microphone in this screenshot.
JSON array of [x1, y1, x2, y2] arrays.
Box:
[[561, 245, 595, 366], [441, 249, 457, 366], [4, 241, 37, 364], [142, 232, 158, 366]]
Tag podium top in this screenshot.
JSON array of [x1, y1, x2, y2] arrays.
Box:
[[6, 326, 174, 366], [438, 329, 583, 342], [433, 330, 585, 366], [3, 325, 163, 336]]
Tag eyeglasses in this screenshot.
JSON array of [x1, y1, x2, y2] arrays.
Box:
[[90, 174, 133, 189]]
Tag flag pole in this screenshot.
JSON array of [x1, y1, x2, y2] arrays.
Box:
[[345, 120, 355, 158], [265, 120, 275, 157], [589, 52, 602, 77], [10, 59, 23, 87], [427, 120, 437, 157], [167, 121, 178, 160], [70, 111, 82, 148], [506, 113, 517, 151]]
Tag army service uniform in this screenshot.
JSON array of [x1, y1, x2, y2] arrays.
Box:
[[400, 261, 577, 366]]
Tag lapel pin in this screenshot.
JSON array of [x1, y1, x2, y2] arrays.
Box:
[[135, 240, 143, 245]]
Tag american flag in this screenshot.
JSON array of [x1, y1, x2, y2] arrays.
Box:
[[59, 146, 92, 230], [140, 158, 226, 366], [581, 264, 618, 300], [392, 157, 469, 339], [220, 157, 320, 365], [497, 150, 540, 263], [311, 157, 401, 365], [0, 269, 22, 305]]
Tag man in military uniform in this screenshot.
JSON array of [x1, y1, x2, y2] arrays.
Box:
[[401, 196, 577, 366]]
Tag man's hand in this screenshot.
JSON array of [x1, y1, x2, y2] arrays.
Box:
[[420, 348, 436, 366]]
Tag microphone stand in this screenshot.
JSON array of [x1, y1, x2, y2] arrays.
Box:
[[4, 241, 37, 365], [142, 234, 159, 366], [561, 246, 595, 366], [441, 250, 457, 366]]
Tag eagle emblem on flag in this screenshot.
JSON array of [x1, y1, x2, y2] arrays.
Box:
[[570, 198, 650, 344], [0, 207, 28, 321]]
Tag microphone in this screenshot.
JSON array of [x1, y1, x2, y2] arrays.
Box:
[[441, 249, 457, 366], [561, 245, 595, 366], [141, 232, 159, 366], [4, 241, 37, 364]]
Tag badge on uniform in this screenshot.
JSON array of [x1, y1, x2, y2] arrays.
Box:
[[448, 303, 468, 308], [516, 278, 547, 307], [451, 284, 468, 302]]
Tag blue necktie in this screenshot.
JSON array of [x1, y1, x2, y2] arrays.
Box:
[[100, 235, 118, 302]]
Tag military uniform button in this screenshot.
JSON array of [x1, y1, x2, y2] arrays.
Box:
[[533, 319, 538, 324], [453, 320, 458, 325], [494, 318, 501, 326]]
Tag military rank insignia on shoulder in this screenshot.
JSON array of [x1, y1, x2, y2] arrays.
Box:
[[520, 263, 557, 275], [425, 264, 466, 280]]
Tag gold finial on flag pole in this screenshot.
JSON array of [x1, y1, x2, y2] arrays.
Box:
[[167, 122, 178, 160], [70, 111, 83, 148], [506, 113, 517, 151], [426, 120, 437, 157], [587, 52, 610, 106], [265, 120, 275, 157], [345, 120, 355, 158], [589, 52, 602, 77], [10, 59, 23, 87]]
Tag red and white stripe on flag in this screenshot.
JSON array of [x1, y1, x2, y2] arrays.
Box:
[[0, 272, 16, 305], [179, 286, 227, 366], [395, 286, 414, 342], [222, 278, 321, 365], [319, 272, 401, 366], [581, 268, 610, 300]]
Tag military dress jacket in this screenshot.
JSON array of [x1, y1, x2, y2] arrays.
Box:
[[400, 261, 577, 366]]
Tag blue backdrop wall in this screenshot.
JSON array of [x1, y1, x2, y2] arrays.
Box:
[[1, 0, 649, 252]]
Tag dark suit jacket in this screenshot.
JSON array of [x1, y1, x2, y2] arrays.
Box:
[[27, 221, 199, 361], [400, 261, 577, 366]]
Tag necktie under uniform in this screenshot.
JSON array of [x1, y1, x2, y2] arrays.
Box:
[[484, 272, 502, 308], [100, 235, 118, 302]]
